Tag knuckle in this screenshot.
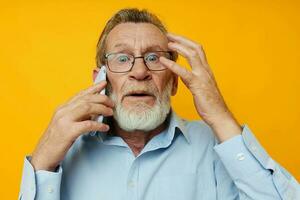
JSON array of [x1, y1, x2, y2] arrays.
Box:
[[81, 94, 91, 101], [99, 105, 107, 112], [195, 44, 203, 51], [53, 106, 66, 120], [82, 103, 91, 112], [101, 107, 111, 116], [57, 116, 67, 124], [106, 107, 113, 114], [55, 104, 64, 113], [185, 72, 193, 83], [84, 121, 94, 129], [77, 90, 85, 96], [190, 50, 198, 57], [170, 61, 176, 68], [96, 94, 104, 102], [76, 90, 82, 96], [55, 117, 67, 128], [101, 95, 110, 103]]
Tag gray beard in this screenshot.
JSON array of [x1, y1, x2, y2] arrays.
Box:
[[107, 78, 173, 132]]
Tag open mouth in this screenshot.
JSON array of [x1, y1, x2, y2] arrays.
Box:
[[124, 91, 155, 99]]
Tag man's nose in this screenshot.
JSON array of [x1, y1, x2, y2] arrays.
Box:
[[128, 57, 151, 81]]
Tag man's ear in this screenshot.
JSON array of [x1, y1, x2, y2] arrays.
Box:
[[92, 67, 100, 82], [171, 74, 178, 96]]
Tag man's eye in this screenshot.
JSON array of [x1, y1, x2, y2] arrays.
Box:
[[145, 53, 159, 62], [117, 55, 130, 63]]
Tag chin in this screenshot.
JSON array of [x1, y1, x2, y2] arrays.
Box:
[[122, 99, 157, 109], [113, 102, 171, 133], [122, 101, 155, 111]]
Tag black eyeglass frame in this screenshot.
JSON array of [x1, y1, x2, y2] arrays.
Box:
[[104, 50, 174, 73]]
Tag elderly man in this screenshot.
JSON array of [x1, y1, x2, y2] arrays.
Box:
[[19, 8, 299, 200]]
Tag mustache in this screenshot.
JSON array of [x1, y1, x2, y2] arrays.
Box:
[[121, 82, 159, 99], [106, 80, 159, 101]]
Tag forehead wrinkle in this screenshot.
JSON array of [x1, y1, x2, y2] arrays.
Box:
[[138, 31, 168, 53], [113, 43, 165, 51], [107, 24, 168, 53], [111, 41, 167, 55]]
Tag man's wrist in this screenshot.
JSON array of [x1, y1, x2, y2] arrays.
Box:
[[210, 113, 242, 143], [30, 155, 58, 172]]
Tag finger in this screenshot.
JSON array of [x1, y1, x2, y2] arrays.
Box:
[[70, 102, 114, 121], [81, 94, 115, 108], [82, 80, 107, 95], [68, 81, 107, 104], [159, 57, 192, 85], [167, 32, 199, 49], [74, 120, 110, 135], [168, 42, 204, 69], [167, 33, 208, 64]]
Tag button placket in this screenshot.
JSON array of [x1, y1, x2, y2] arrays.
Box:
[[126, 158, 140, 200]]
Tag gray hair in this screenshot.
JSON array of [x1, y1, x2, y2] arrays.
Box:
[[95, 8, 178, 67]]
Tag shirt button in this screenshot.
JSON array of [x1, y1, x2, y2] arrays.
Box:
[[236, 153, 245, 161], [128, 181, 135, 188], [47, 186, 54, 193], [251, 145, 257, 152]]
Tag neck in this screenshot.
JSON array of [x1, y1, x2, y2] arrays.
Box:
[[111, 118, 168, 157]]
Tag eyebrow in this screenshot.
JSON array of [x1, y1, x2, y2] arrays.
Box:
[[112, 43, 166, 53]]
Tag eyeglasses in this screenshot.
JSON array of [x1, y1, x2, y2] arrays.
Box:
[[104, 51, 173, 73]]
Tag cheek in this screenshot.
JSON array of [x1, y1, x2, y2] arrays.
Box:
[[153, 73, 172, 94], [107, 74, 125, 101]]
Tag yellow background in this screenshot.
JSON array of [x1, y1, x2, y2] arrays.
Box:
[[1, 0, 299, 198]]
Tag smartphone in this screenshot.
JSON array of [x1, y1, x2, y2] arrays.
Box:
[[89, 65, 107, 136]]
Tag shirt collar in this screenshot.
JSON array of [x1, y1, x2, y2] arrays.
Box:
[[166, 108, 191, 144], [95, 108, 191, 145]]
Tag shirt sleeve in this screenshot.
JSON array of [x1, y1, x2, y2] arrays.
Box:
[[18, 155, 63, 200], [213, 124, 300, 200]]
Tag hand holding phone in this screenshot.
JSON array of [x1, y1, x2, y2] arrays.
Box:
[[30, 67, 112, 171]]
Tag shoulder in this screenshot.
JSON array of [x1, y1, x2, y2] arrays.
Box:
[[177, 117, 219, 156], [178, 118, 222, 171], [183, 118, 217, 144]]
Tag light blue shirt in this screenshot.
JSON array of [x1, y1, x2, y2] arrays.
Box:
[[19, 110, 300, 200]]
